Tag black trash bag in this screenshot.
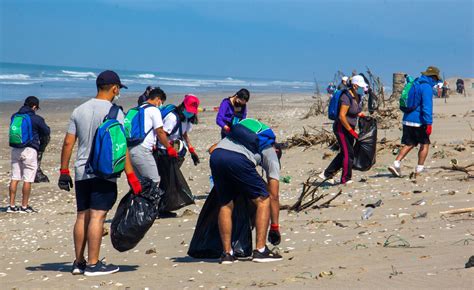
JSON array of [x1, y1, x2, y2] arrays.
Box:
[[354, 117, 377, 171], [188, 187, 256, 259], [154, 151, 194, 212], [34, 152, 50, 183], [34, 135, 50, 183], [367, 88, 379, 115], [111, 177, 163, 252]]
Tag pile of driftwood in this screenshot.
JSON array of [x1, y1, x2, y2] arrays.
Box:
[[280, 177, 342, 212], [373, 105, 401, 130], [284, 127, 337, 150], [377, 137, 402, 153], [302, 95, 328, 119], [440, 162, 474, 178]]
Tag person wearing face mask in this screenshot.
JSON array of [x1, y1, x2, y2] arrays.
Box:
[[58, 70, 143, 276], [319, 75, 368, 185], [128, 88, 173, 183], [216, 88, 250, 138], [154, 94, 200, 217]]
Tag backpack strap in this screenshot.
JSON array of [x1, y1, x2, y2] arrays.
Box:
[[106, 104, 122, 121], [169, 111, 183, 137]]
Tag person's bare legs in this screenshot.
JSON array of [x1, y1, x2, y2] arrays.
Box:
[[253, 196, 270, 249], [417, 144, 429, 166], [87, 209, 108, 265], [21, 182, 31, 208], [218, 201, 234, 253], [395, 145, 415, 162], [74, 210, 90, 263], [9, 180, 19, 207]]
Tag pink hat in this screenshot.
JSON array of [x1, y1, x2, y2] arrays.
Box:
[[183, 94, 200, 114]]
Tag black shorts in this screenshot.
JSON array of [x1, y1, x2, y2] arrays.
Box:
[[210, 148, 269, 206], [75, 178, 118, 212], [401, 125, 430, 146]]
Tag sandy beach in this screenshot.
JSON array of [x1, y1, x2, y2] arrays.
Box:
[[0, 90, 473, 289]]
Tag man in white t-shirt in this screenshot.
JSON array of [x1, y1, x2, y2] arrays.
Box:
[[129, 88, 178, 183]]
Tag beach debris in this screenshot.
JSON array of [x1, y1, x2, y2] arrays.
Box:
[[302, 96, 328, 119], [440, 162, 474, 177], [454, 144, 466, 152], [318, 271, 334, 278], [361, 199, 382, 220], [280, 176, 292, 184], [389, 265, 403, 279], [440, 207, 474, 215], [411, 198, 426, 206], [181, 209, 196, 217], [383, 235, 410, 248], [102, 226, 109, 237], [465, 256, 474, 268], [284, 127, 337, 150], [145, 248, 157, 254], [452, 238, 474, 246], [413, 212, 428, 219]]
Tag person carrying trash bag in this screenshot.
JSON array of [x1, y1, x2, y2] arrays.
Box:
[[111, 177, 163, 252], [320, 75, 368, 185], [34, 135, 51, 183], [209, 118, 283, 264], [154, 94, 200, 218]]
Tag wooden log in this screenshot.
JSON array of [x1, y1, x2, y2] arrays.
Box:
[[390, 72, 406, 101]]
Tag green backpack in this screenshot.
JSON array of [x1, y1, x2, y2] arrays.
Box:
[[9, 113, 33, 148]]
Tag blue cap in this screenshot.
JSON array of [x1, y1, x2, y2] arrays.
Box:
[[96, 70, 128, 89]]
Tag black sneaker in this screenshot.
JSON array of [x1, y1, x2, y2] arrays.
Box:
[[6, 205, 19, 213], [84, 260, 119, 277], [71, 260, 87, 275], [252, 246, 283, 263], [219, 252, 237, 265], [19, 206, 36, 213]]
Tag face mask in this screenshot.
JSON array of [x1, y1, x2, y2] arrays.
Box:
[[356, 87, 365, 96], [113, 93, 120, 103], [183, 110, 194, 119]]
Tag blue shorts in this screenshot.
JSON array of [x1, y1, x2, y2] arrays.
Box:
[[210, 148, 269, 205], [75, 178, 118, 212]]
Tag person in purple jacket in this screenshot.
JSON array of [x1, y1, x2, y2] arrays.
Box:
[[216, 88, 250, 138]]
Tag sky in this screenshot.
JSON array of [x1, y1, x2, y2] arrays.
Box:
[[0, 0, 473, 82]]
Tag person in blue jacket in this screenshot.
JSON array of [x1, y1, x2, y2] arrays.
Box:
[[388, 66, 441, 178], [8, 96, 50, 213]]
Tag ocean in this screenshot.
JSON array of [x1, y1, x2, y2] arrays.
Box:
[[0, 62, 314, 101]]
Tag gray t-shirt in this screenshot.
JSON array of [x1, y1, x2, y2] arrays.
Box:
[[216, 138, 280, 180], [340, 93, 362, 127], [67, 98, 124, 181]]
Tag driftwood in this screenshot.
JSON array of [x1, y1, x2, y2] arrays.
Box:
[[440, 207, 474, 215], [303, 95, 328, 119], [440, 163, 474, 177], [281, 177, 343, 212], [285, 127, 337, 150]]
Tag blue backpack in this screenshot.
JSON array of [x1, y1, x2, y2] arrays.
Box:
[[400, 77, 427, 113], [124, 103, 154, 146], [86, 105, 127, 179], [159, 104, 182, 137], [328, 89, 351, 120], [9, 113, 34, 148]]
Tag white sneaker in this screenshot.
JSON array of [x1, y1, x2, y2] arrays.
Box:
[[318, 172, 335, 185], [388, 166, 402, 177]]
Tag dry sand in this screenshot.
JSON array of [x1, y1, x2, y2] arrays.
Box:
[[0, 90, 473, 289]]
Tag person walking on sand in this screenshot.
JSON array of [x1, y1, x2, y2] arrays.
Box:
[[388, 66, 440, 178], [154, 94, 200, 218], [58, 70, 142, 276], [210, 119, 282, 264], [216, 88, 249, 138], [126, 88, 174, 183], [319, 75, 368, 185], [7, 96, 50, 213]]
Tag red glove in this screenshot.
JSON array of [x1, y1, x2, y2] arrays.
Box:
[[189, 146, 200, 166], [166, 146, 178, 158], [349, 129, 359, 139], [358, 112, 366, 118], [426, 125, 432, 136], [223, 125, 231, 133], [188, 146, 196, 155], [126, 172, 142, 195]]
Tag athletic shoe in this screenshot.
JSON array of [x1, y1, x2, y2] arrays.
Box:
[[219, 252, 237, 265], [19, 206, 36, 213], [71, 260, 87, 275], [6, 205, 19, 213], [252, 246, 283, 263], [318, 172, 335, 185], [84, 260, 119, 277], [388, 166, 402, 177]]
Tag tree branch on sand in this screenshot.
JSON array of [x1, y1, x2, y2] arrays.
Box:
[[284, 126, 337, 150], [440, 162, 474, 178]]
